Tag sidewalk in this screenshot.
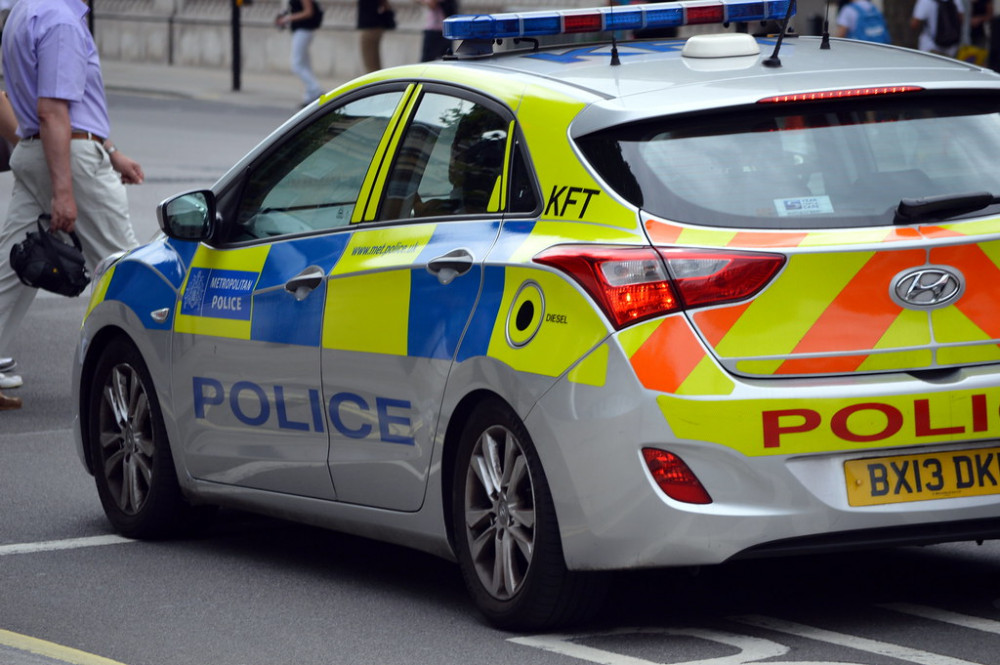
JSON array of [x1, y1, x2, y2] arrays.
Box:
[[101, 59, 350, 110]]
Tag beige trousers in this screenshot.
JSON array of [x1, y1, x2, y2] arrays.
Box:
[[359, 27, 385, 73], [0, 138, 138, 356]]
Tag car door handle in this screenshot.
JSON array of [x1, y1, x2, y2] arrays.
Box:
[[284, 266, 326, 301], [427, 249, 474, 285]]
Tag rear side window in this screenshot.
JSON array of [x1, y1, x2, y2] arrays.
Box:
[[378, 92, 518, 221], [577, 93, 1000, 229]]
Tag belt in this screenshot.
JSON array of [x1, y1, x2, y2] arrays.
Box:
[[24, 130, 105, 143]]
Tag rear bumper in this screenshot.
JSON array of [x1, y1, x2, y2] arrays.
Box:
[[734, 516, 1000, 559], [525, 339, 1000, 571]]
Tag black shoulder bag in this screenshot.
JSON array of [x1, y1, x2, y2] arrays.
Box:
[[9, 214, 91, 297]]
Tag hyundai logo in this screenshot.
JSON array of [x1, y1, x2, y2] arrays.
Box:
[[890, 266, 965, 310]]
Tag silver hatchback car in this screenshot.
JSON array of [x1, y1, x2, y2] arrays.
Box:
[[74, 0, 1000, 630]]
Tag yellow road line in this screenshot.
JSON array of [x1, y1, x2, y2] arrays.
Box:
[[0, 629, 130, 665]]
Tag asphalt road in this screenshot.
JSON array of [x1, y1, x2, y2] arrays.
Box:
[[1, 91, 999, 665]]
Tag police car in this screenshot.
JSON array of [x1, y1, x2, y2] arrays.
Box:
[[74, 0, 1000, 630]]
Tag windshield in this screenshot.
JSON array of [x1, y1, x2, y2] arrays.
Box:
[[577, 93, 1000, 229]]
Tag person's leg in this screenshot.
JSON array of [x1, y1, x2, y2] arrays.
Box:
[[359, 27, 383, 72], [0, 142, 48, 360], [421, 29, 450, 61], [291, 28, 323, 103], [67, 140, 138, 270], [0, 211, 41, 362], [421, 30, 435, 62]]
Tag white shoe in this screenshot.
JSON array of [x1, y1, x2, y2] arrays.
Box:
[[0, 372, 23, 389], [0, 357, 14, 372]]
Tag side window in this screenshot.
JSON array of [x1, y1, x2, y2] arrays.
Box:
[[233, 91, 405, 240], [379, 93, 512, 221]]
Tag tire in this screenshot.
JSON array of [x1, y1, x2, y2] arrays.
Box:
[[87, 337, 192, 539], [451, 398, 607, 631]]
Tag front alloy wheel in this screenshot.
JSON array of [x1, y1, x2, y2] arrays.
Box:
[[98, 361, 155, 516], [89, 338, 190, 539]]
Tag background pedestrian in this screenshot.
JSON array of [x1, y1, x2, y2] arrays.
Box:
[[276, 0, 324, 107], [835, 0, 891, 43], [417, 0, 456, 62], [911, 0, 965, 56], [357, 0, 393, 73]]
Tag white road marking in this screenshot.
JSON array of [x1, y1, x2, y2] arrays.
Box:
[[880, 603, 1000, 636], [511, 626, 793, 665], [0, 535, 132, 556], [733, 614, 982, 665]]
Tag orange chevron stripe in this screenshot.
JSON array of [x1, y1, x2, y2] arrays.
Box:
[[630, 315, 705, 393], [775, 354, 869, 375], [645, 219, 684, 244], [783, 249, 923, 355], [885, 227, 925, 241], [920, 225, 966, 239], [693, 301, 753, 347], [727, 231, 807, 248], [932, 244, 1000, 338]]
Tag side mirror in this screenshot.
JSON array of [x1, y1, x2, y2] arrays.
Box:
[[157, 190, 216, 240]]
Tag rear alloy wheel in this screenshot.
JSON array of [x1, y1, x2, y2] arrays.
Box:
[[452, 399, 606, 630], [88, 338, 191, 539], [464, 422, 535, 601]]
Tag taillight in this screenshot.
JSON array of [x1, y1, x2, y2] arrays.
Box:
[[660, 248, 785, 308], [534, 245, 784, 329], [641, 448, 712, 504], [534, 246, 678, 328]]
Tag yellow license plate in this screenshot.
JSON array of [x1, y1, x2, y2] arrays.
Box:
[[844, 446, 1000, 506]]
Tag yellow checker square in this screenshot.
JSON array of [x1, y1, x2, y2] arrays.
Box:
[[323, 269, 410, 356]]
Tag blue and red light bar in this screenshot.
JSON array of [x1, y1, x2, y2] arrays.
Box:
[[442, 0, 794, 41]]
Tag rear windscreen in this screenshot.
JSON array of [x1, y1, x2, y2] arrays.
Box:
[[576, 93, 1000, 229]]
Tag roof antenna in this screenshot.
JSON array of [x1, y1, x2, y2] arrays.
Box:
[[820, 0, 832, 48], [609, 2, 621, 65], [763, 0, 797, 68]]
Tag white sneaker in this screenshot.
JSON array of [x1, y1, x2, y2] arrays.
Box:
[[0, 372, 23, 389], [0, 357, 14, 372]]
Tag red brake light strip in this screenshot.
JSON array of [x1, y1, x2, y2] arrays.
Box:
[[758, 86, 924, 104]]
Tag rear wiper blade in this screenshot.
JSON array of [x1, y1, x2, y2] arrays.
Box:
[[894, 191, 999, 225]]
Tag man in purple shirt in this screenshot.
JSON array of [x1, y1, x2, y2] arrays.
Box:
[[0, 0, 143, 398]]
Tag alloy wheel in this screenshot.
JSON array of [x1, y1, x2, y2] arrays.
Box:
[[462, 424, 536, 600], [97, 362, 155, 516]]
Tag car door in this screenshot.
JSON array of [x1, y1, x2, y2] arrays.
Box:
[[321, 87, 522, 510], [170, 87, 411, 499]]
